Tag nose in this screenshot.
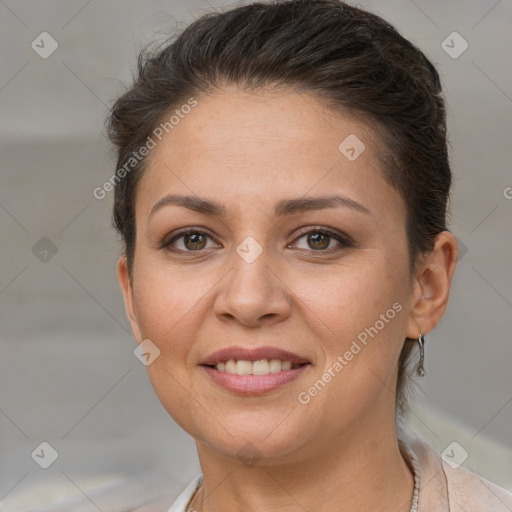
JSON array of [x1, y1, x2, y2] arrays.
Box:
[[213, 244, 291, 328]]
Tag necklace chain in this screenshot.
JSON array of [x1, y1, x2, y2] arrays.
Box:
[[402, 441, 421, 512]]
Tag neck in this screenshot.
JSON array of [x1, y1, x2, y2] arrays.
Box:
[[191, 416, 414, 512]]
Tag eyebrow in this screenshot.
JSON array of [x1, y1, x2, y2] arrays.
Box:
[[148, 193, 371, 221]]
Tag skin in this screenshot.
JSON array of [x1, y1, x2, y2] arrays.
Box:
[[117, 86, 458, 511]]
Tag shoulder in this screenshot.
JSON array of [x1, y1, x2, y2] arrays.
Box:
[[442, 460, 512, 511], [398, 420, 512, 512]]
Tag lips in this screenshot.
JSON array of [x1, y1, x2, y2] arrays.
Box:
[[199, 345, 312, 394], [199, 346, 310, 366], [200, 363, 311, 395]]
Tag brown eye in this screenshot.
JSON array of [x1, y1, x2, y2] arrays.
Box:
[[163, 229, 217, 253], [182, 232, 207, 250], [292, 227, 353, 252], [306, 232, 331, 250]]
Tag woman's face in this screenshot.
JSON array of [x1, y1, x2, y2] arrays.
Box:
[[118, 87, 425, 463]]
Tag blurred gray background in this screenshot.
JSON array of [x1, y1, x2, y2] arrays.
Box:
[[1, 0, 511, 510]]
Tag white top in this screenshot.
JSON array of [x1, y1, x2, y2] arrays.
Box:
[[167, 473, 203, 512], [166, 423, 512, 511]]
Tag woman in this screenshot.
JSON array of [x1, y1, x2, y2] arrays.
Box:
[[106, 1, 512, 510]]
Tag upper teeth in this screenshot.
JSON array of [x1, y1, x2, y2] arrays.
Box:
[[215, 359, 299, 375]]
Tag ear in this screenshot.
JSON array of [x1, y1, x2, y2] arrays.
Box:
[[117, 256, 143, 344], [406, 231, 459, 338]]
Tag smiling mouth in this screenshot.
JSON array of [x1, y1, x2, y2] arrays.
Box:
[[202, 359, 309, 376]]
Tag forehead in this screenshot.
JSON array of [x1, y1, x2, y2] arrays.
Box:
[[151, 87, 377, 163], [135, 87, 402, 222]]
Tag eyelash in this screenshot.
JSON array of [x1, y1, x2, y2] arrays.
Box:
[[160, 226, 354, 255]]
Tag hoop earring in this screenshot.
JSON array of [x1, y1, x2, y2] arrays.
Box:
[[416, 333, 426, 377]]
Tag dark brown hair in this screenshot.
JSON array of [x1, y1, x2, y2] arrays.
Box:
[[106, 0, 452, 414]]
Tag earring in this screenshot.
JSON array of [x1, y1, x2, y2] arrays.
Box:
[[416, 333, 426, 377]]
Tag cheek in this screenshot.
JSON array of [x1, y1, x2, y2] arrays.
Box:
[[131, 261, 205, 357], [130, 264, 207, 430], [309, 261, 407, 391], [313, 263, 401, 333]]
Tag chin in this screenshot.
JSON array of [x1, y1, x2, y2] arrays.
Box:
[[188, 413, 314, 465]]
